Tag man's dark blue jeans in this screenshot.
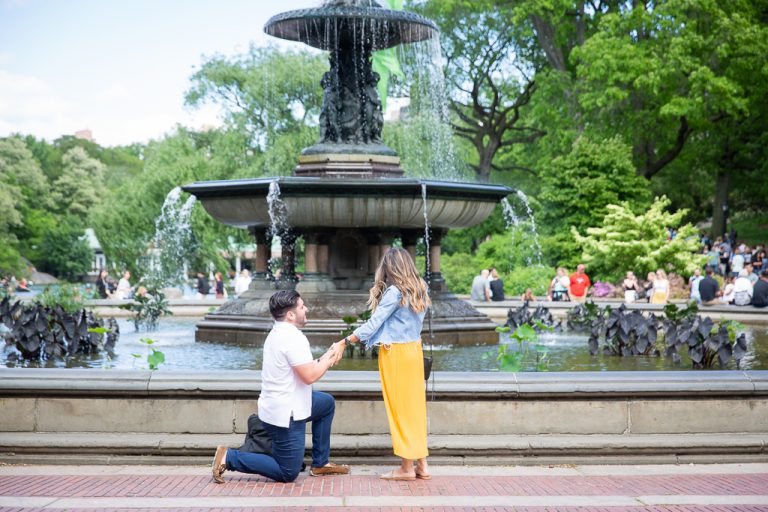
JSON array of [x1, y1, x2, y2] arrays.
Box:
[[225, 390, 335, 482]]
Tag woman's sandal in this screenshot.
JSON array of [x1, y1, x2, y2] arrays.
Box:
[[379, 469, 416, 481], [415, 467, 432, 480]]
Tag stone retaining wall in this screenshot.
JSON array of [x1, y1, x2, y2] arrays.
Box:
[[1, 369, 767, 464]]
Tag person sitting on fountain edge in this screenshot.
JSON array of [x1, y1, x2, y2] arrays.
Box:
[[212, 290, 349, 484]]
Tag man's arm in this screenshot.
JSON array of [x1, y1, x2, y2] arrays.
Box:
[[292, 340, 345, 385]]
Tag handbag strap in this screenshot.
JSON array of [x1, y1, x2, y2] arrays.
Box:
[[426, 306, 435, 400]]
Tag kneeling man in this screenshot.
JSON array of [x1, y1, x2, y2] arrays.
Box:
[[212, 290, 348, 483]]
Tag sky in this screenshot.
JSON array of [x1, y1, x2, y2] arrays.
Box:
[[0, 0, 319, 147]]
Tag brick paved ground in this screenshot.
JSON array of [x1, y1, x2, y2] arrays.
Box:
[[0, 463, 766, 511]]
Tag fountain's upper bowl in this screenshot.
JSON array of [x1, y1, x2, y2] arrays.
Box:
[[264, 1, 438, 51], [183, 177, 512, 230]]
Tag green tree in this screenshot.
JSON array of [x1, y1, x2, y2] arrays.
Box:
[[572, 0, 768, 234], [417, 0, 545, 182], [91, 128, 251, 278], [0, 137, 50, 273], [185, 46, 325, 151], [51, 147, 106, 221], [38, 219, 92, 281], [538, 135, 651, 266], [572, 196, 707, 281]]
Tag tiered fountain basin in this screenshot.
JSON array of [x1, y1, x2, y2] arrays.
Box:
[[183, 177, 507, 229], [182, 177, 512, 346]]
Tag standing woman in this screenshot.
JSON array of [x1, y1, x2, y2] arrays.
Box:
[[650, 269, 670, 304], [622, 271, 639, 303], [214, 272, 225, 299], [340, 247, 431, 481]]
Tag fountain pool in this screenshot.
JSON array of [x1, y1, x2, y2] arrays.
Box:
[[3, 318, 766, 372]]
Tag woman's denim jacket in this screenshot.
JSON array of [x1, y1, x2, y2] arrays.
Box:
[[353, 285, 426, 349]]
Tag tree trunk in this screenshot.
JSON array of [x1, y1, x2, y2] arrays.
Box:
[[711, 170, 730, 239], [530, 15, 567, 73]]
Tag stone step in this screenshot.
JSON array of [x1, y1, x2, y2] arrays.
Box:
[[2, 432, 766, 466]]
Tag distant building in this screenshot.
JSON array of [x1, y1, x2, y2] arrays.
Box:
[[83, 228, 106, 278], [74, 129, 94, 142]]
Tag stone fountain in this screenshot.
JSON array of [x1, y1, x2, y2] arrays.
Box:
[[183, 0, 511, 346]]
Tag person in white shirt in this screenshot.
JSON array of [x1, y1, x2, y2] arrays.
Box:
[[732, 270, 754, 306], [114, 271, 132, 299], [731, 248, 745, 277], [234, 269, 252, 296], [212, 290, 348, 484]]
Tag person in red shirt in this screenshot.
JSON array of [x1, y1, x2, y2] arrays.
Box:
[[569, 264, 591, 303]]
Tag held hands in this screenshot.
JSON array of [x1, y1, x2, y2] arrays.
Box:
[[323, 340, 346, 367]]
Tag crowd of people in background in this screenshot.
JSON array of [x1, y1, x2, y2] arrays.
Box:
[[690, 233, 768, 308], [0, 276, 33, 295], [468, 228, 767, 309]]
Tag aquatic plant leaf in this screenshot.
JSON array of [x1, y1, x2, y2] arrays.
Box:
[[666, 325, 678, 345], [733, 334, 747, 360], [588, 336, 599, 356], [718, 343, 732, 367], [704, 336, 721, 352], [636, 336, 649, 354], [689, 345, 704, 364], [698, 317, 714, 338]]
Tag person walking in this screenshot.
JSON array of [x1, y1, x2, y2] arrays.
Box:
[[214, 272, 226, 299], [196, 272, 210, 299], [338, 247, 431, 481], [211, 290, 348, 484], [569, 264, 591, 303]]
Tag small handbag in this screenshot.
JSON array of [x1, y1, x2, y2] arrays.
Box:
[[423, 354, 433, 380]]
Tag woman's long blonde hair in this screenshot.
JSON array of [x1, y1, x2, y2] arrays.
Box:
[[368, 247, 431, 313]]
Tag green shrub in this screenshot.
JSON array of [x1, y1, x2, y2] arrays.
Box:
[[572, 196, 706, 281], [502, 265, 553, 297], [35, 284, 85, 314], [441, 252, 477, 294]]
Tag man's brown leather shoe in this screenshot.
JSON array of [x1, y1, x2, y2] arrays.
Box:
[[211, 445, 227, 484], [309, 462, 350, 477]]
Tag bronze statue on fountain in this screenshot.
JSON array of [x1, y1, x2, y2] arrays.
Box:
[[183, 0, 512, 346]]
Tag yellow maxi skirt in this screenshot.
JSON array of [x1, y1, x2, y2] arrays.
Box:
[[378, 340, 429, 460]]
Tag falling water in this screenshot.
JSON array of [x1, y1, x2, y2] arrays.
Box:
[[501, 197, 521, 228], [421, 183, 431, 285], [149, 187, 196, 287], [394, 36, 465, 181], [267, 180, 289, 238], [516, 190, 543, 265], [421, 182, 435, 348], [500, 192, 542, 266], [266, 180, 292, 279]]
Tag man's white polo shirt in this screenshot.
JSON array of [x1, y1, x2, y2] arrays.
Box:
[[257, 321, 314, 428]]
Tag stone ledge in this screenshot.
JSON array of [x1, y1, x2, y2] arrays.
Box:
[[1, 432, 765, 466], [2, 369, 767, 399]]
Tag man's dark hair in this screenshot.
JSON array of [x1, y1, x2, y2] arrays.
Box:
[[705, 266, 715, 275], [762, 270, 768, 279], [269, 290, 302, 320]]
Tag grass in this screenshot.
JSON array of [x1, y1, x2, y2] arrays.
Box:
[[731, 212, 768, 246]]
